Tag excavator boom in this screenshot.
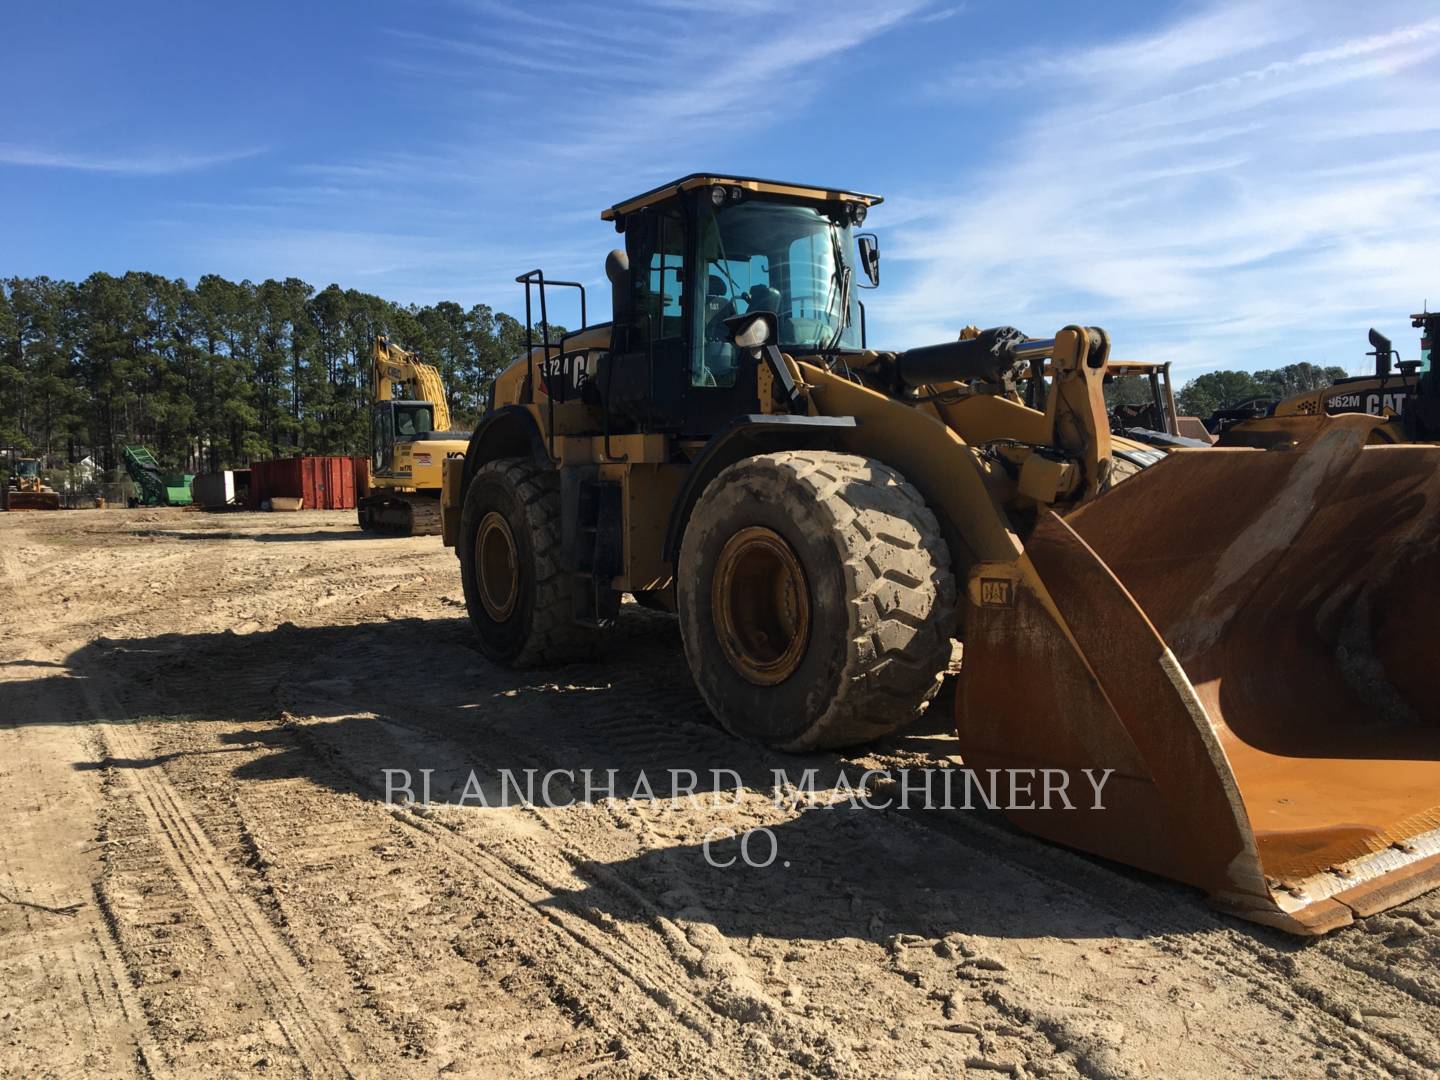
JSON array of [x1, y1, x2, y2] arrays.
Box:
[[374, 337, 454, 433]]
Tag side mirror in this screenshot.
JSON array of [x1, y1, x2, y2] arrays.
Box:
[[857, 233, 880, 288], [724, 310, 778, 353]]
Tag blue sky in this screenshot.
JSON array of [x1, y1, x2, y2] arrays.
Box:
[[3, 0, 1438, 376]]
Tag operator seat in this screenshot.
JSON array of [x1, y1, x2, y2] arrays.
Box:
[[747, 282, 781, 314], [704, 274, 735, 338], [698, 274, 738, 387]]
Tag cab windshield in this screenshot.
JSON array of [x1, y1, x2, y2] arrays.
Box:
[[693, 200, 861, 388], [17, 459, 38, 478], [393, 404, 434, 438]]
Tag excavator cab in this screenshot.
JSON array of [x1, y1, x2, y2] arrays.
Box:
[[372, 400, 437, 476]]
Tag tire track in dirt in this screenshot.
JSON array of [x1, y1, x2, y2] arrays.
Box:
[[267, 707, 825, 1076], [4, 535, 365, 1077], [264, 643, 1024, 1076], [49, 525, 585, 1071], [74, 646, 367, 1074], [135, 603, 808, 1072], [149, 720, 644, 1077], [0, 543, 167, 1079], [71, 560, 729, 1074], [96, 718, 357, 1078]]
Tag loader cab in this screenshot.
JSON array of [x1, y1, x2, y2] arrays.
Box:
[[598, 175, 880, 438], [372, 399, 435, 477]]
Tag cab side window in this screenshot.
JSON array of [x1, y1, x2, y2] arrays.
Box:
[[625, 208, 685, 344], [373, 407, 394, 471]]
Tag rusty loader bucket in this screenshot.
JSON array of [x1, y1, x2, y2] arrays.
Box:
[[959, 415, 1440, 934]]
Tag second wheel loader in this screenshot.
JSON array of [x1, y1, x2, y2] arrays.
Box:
[[2, 452, 60, 511], [1215, 311, 1440, 446], [442, 174, 1440, 935]]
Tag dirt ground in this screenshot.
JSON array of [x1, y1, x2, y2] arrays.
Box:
[[2, 507, 1438, 1079]]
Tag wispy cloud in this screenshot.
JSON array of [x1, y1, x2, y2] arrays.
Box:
[[252, 0, 937, 304], [881, 1, 1440, 374], [389, 0, 932, 169], [918, 4, 966, 25], [0, 143, 264, 176]]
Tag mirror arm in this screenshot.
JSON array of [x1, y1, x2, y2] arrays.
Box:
[[763, 344, 806, 414]]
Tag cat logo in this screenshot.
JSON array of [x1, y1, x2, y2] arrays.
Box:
[[1364, 393, 1406, 416], [979, 578, 1013, 608]]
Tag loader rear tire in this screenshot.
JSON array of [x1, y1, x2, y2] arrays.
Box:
[[459, 457, 596, 667], [678, 451, 956, 751]]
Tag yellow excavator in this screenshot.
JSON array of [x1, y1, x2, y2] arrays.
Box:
[[359, 336, 469, 535], [440, 175, 1440, 935], [2, 451, 60, 511]]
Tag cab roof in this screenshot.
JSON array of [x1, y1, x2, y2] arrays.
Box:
[[600, 173, 883, 221]]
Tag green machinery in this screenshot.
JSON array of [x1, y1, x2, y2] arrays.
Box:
[[121, 445, 194, 507]]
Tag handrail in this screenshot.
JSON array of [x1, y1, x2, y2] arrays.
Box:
[[516, 270, 588, 459]]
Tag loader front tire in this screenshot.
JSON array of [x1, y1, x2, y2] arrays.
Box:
[[459, 457, 596, 667], [678, 451, 955, 751]]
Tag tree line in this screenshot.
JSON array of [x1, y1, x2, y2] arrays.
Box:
[[1172, 362, 1350, 418], [1104, 361, 1350, 418], [2, 270, 1356, 476], [0, 272, 540, 475]]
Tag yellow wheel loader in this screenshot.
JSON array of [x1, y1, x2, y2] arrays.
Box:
[[360, 336, 470, 535], [2, 452, 61, 511], [441, 175, 1440, 934], [1102, 361, 1215, 446], [1216, 311, 1440, 447]]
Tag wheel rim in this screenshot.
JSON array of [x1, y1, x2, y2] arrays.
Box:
[[712, 526, 811, 686], [475, 511, 519, 621]]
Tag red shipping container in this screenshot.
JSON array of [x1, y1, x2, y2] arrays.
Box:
[[249, 456, 366, 510]]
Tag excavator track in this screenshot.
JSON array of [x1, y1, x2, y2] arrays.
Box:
[[358, 492, 441, 537]]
